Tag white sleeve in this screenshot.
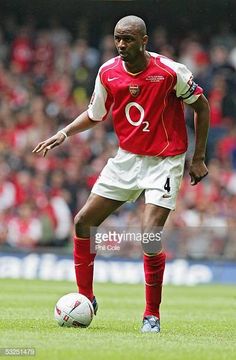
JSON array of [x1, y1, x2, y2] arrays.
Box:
[[87, 73, 111, 121], [29, 219, 42, 242], [51, 197, 72, 240], [175, 63, 203, 104]]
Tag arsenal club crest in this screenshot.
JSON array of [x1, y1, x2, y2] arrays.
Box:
[[129, 84, 140, 97]]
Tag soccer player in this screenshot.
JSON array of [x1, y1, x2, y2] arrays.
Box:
[[33, 15, 209, 333]]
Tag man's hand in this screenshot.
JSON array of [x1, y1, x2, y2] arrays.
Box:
[[188, 95, 210, 185], [32, 131, 67, 157], [189, 159, 208, 186]]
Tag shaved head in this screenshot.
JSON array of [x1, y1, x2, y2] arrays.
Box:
[[114, 15, 149, 68], [115, 15, 147, 36]]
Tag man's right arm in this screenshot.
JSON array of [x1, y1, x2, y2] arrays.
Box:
[[62, 110, 99, 136], [33, 68, 112, 157], [32, 111, 98, 157]]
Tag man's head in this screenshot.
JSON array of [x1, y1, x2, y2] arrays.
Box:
[[114, 15, 148, 63]]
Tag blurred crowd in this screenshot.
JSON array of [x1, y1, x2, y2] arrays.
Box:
[[0, 17, 236, 259]]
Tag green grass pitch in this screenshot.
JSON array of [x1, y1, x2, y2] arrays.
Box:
[[0, 279, 235, 360]]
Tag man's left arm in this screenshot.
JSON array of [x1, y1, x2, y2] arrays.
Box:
[[188, 94, 210, 186]]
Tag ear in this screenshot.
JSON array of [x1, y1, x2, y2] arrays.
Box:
[[143, 35, 148, 47]]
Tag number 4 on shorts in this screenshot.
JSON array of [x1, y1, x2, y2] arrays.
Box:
[[164, 177, 171, 192]]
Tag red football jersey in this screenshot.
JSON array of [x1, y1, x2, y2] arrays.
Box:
[[87, 52, 203, 156]]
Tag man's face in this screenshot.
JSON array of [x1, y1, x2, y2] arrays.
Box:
[[114, 24, 148, 63]]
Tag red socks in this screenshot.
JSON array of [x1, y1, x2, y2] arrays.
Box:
[[73, 236, 96, 301], [74, 235, 165, 317], [143, 252, 166, 319]]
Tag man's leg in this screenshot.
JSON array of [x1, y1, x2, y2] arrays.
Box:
[[73, 193, 124, 303], [141, 204, 170, 332]]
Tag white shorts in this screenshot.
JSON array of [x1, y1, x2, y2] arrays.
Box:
[[92, 148, 186, 210]]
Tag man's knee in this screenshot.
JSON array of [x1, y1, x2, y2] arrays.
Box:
[[141, 230, 163, 255], [74, 210, 90, 237]]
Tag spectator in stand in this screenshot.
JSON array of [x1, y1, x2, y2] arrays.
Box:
[[50, 190, 72, 246], [99, 35, 117, 63], [216, 124, 236, 166], [10, 27, 33, 73], [33, 30, 54, 76], [6, 203, 42, 248], [49, 17, 72, 49], [0, 211, 8, 245], [179, 39, 207, 76], [71, 38, 99, 70], [0, 163, 16, 212]]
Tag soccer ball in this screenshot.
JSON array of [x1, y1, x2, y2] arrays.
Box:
[[54, 293, 94, 328]]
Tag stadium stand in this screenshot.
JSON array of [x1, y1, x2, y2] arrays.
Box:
[[0, 12, 236, 260]]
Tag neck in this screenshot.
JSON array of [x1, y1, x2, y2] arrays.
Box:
[[124, 51, 150, 74]]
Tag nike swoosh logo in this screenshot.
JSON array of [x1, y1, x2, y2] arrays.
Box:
[[162, 194, 172, 198], [108, 77, 119, 82]]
